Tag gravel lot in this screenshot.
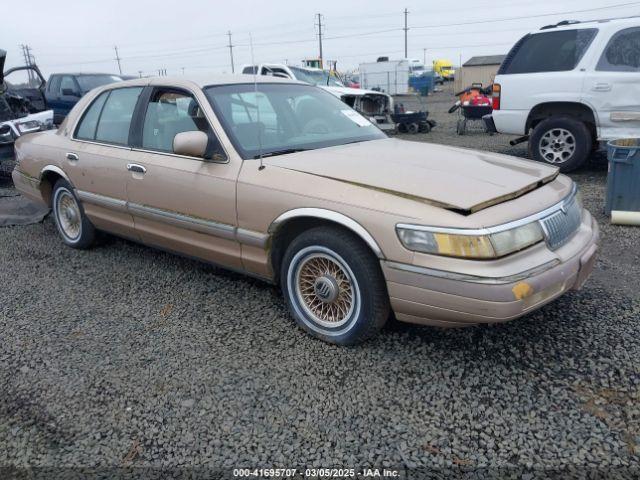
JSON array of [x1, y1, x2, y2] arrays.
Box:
[[1, 89, 639, 478]]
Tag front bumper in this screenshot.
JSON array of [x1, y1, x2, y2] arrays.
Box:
[[383, 212, 599, 327]]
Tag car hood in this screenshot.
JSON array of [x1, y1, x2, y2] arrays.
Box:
[[263, 138, 559, 214]]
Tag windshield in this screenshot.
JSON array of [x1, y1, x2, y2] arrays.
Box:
[[288, 67, 344, 87], [204, 83, 386, 159], [76, 75, 122, 93]]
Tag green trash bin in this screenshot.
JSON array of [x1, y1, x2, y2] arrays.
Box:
[[606, 138, 640, 225]]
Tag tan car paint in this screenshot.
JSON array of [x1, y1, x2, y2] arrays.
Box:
[[12, 75, 599, 328], [260, 139, 559, 214]]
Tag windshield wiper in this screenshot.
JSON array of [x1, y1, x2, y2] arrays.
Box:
[[254, 148, 307, 159]]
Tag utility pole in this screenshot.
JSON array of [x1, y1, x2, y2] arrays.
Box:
[[403, 8, 409, 59], [316, 13, 324, 69], [26, 46, 36, 85], [423, 48, 427, 67], [138, 70, 143, 78], [227, 31, 235, 73], [20, 44, 35, 85], [114, 46, 122, 75]]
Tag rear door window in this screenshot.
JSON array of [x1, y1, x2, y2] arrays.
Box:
[[75, 91, 109, 140], [75, 87, 142, 144], [597, 27, 640, 71], [500, 29, 597, 74]]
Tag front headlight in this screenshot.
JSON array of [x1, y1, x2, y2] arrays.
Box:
[[396, 221, 544, 259], [16, 120, 42, 134]]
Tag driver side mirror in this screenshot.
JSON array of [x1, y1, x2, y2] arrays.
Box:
[[62, 88, 80, 97], [173, 130, 208, 158]]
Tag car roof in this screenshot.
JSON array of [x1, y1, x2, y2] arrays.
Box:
[[107, 74, 304, 91], [537, 15, 640, 32]]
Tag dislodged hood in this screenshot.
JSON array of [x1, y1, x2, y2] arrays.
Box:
[[264, 138, 559, 214], [321, 85, 390, 99]]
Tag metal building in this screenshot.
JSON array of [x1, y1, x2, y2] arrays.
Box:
[[453, 55, 506, 91]]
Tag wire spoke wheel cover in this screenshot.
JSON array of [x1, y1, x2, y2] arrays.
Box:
[[55, 188, 82, 241], [539, 128, 576, 164], [288, 246, 361, 333]]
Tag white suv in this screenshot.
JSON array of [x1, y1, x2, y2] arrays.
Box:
[[486, 17, 640, 171]]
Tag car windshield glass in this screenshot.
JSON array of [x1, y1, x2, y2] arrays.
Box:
[[76, 75, 122, 93], [501, 28, 597, 74], [288, 67, 344, 87], [204, 83, 386, 159]]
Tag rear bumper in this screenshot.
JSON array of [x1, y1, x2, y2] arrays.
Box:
[[491, 109, 528, 135], [483, 114, 497, 133], [12, 169, 46, 206], [382, 214, 599, 328]]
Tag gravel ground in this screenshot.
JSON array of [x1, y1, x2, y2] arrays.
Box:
[[1, 90, 639, 478]]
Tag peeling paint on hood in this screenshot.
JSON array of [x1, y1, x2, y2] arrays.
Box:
[[263, 138, 559, 214]]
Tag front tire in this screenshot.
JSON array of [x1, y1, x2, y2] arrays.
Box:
[[52, 179, 95, 249], [280, 227, 390, 345], [529, 116, 592, 172]]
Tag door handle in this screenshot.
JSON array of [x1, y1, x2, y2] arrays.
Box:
[[592, 82, 612, 92], [66, 152, 79, 162], [127, 163, 146, 174]]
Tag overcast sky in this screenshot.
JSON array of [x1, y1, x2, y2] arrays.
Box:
[[2, 0, 639, 77]]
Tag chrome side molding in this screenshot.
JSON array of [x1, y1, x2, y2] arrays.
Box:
[[75, 189, 269, 246], [77, 191, 127, 212], [236, 228, 269, 248], [127, 203, 236, 240]]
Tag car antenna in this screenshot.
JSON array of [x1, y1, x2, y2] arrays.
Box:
[[249, 33, 265, 171]]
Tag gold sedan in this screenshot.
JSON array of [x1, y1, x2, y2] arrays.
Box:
[[12, 75, 599, 344]]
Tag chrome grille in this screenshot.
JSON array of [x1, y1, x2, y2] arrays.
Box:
[[540, 195, 582, 250]]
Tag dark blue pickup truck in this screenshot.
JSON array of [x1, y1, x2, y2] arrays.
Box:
[[45, 73, 124, 124]]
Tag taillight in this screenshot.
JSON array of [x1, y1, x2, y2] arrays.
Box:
[[492, 83, 501, 110]]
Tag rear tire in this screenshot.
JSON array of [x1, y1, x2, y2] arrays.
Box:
[[52, 179, 95, 249], [280, 226, 390, 345], [529, 116, 592, 172]]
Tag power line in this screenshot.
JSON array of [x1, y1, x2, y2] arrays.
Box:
[[33, 2, 640, 72], [412, 2, 640, 29]]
